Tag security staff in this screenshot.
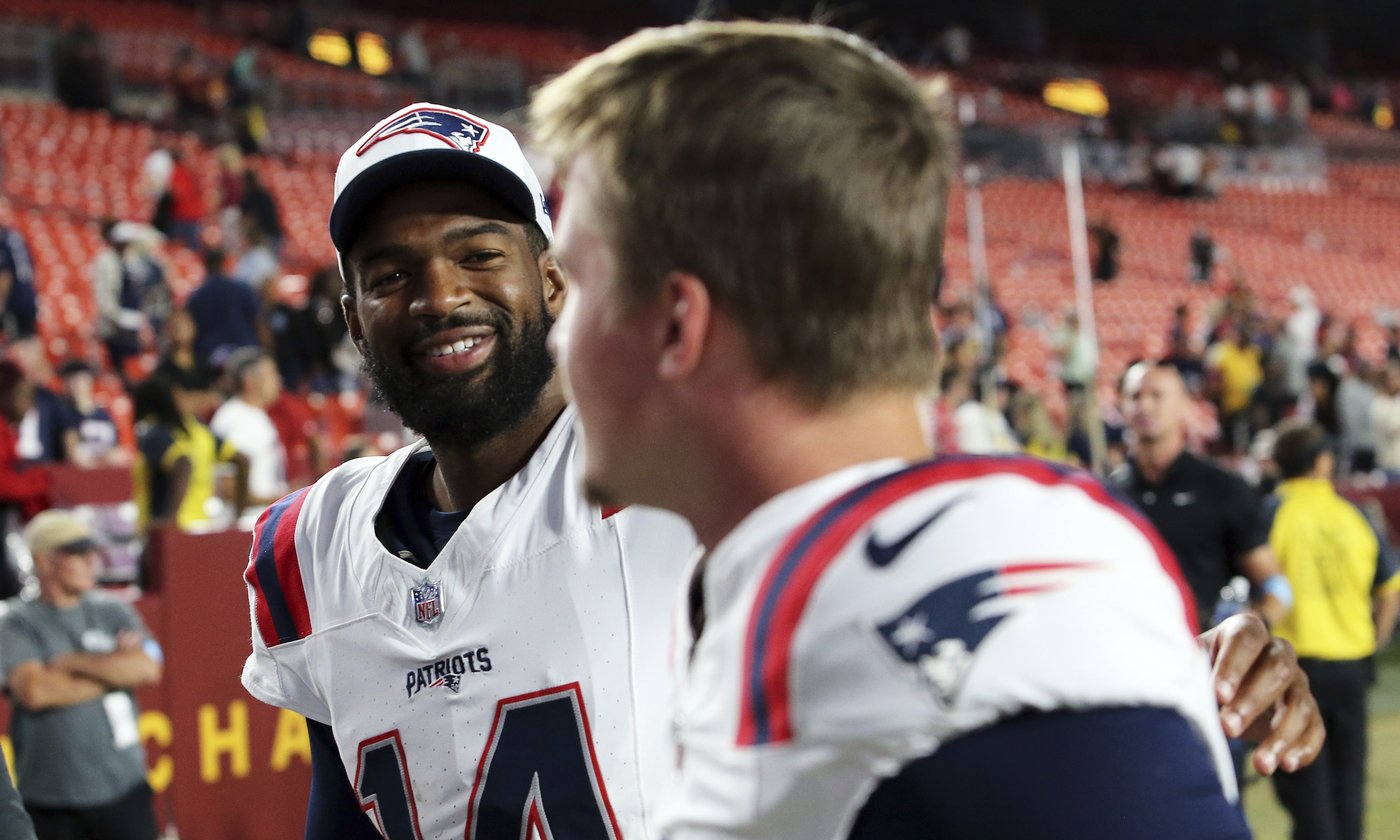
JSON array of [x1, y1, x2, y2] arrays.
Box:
[[1267, 422, 1400, 840], [1115, 362, 1291, 630]]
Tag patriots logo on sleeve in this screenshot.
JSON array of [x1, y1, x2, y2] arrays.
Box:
[[357, 107, 491, 156], [876, 562, 1095, 706]]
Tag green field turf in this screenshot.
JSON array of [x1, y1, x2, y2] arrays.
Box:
[[1243, 642, 1400, 838]]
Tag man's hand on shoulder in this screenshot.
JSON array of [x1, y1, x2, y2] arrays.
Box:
[[1200, 613, 1325, 774]]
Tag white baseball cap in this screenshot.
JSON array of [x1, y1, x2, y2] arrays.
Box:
[[24, 509, 99, 557], [329, 103, 553, 259]]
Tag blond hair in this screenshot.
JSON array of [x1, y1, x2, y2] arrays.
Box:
[[531, 21, 954, 404]]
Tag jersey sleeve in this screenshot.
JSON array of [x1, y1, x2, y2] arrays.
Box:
[[844, 707, 1249, 840], [665, 459, 1237, 840], [241, 485, 331, 723]]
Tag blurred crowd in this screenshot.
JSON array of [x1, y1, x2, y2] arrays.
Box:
[[930, 276, 1400, 489], [0, 153, 382, 599]]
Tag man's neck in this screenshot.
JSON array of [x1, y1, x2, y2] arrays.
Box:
[[40, 586, 81, 609], [671, 387, 931, 549], [1134, 434, 1185, 484], [425, 390, 568, 515]]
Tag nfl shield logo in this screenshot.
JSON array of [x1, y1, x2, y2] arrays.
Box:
[[411, 580, 444, 626]]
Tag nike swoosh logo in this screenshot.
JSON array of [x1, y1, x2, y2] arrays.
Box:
[[865, 493, 972, 568]]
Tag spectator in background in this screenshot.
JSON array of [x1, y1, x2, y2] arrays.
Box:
[[920, 366, 963, 455], [1286, 286, 1321, 365], [1054, 308, 1098, 394], [140, 145, 173, 235], [1336, 361, 1378, 475], [302, 267, 354, 392], [0, 219, 39, 343], [185, 247, 260, 370], [226, 47, 268, 154], [1249, 352, 1299, 439], [1208, 320, 1264, 453], [209, 348, 287, 510], [165, 151, 205, 251], [266, 386, 325, 489], [1089, 217, 1120, 282], [52, 21, 112, 113], [152, 310, 218, 417], [0, 360, 50, 599], [1306, 360, 1343, 442], [0, 509, 162, 840], [1190, 229, 1215, 284], [1164, 303, 1207, 394], [170, 46, 213, 126], [954, 376, 1018, 454], [214, 144, 246, 254], [54, 361, 124, 469], [258, 276, 317, 393], [92, 222, 164, 378], [9, 342, 67, 467], [1009, 389, 1074, 464], [238, 169, 282, 255], [231, 219, 278, 290], [91, 221, 140, 373], [131, 374, 246, 532], [1267, 422, 1400, 840], [1115, 362, 1289, 632], [1372, 360, 1400, 476]]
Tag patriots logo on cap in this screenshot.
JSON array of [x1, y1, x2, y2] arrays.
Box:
[[357, 107, 491, 157], [876, 562, 1095, 705]]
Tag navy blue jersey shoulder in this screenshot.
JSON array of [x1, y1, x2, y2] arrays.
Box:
[[847, 706, 1248, 840]]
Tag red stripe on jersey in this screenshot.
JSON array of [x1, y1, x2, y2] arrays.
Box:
[[737, 455, 1196, 747], [245, 505, 282, 648], [739, 462, 956, 745], [273, 489, 313, 640], [243, 487, 313, 648]]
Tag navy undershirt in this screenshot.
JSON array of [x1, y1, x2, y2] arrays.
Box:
[[374, 449, 469, 569]]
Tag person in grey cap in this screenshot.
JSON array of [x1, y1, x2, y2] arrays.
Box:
[[0, 509, 162, 840]]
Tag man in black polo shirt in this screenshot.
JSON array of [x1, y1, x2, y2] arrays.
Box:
[[1113, 362, 1291, 632]]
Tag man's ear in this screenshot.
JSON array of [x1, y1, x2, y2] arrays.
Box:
[[341, 295, 365, 346], [658, 272, 711, 382], [541, 254, 567, 316]]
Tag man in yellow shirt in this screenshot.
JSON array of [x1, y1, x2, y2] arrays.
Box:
[[1207, 322, 1263, 452], [1268, 422, 1400, 840]]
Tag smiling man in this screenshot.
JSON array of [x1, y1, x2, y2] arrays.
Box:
[[243, 100, 1319, 840], [241, 104, 693, 840]]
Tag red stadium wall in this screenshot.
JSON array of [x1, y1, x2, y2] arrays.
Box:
[[0, 527, 310, 840]]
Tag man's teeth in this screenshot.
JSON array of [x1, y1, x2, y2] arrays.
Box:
[[427, 337, 483, 357]]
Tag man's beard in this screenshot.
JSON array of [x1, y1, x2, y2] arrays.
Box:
[[361, 305, 556, 450]]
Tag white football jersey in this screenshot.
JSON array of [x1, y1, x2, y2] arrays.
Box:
[[661, 455, 1236, 840], [242, 408, 696, 840]]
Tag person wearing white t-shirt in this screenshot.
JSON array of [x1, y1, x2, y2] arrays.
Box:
[[210, 347, 286, 507]]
